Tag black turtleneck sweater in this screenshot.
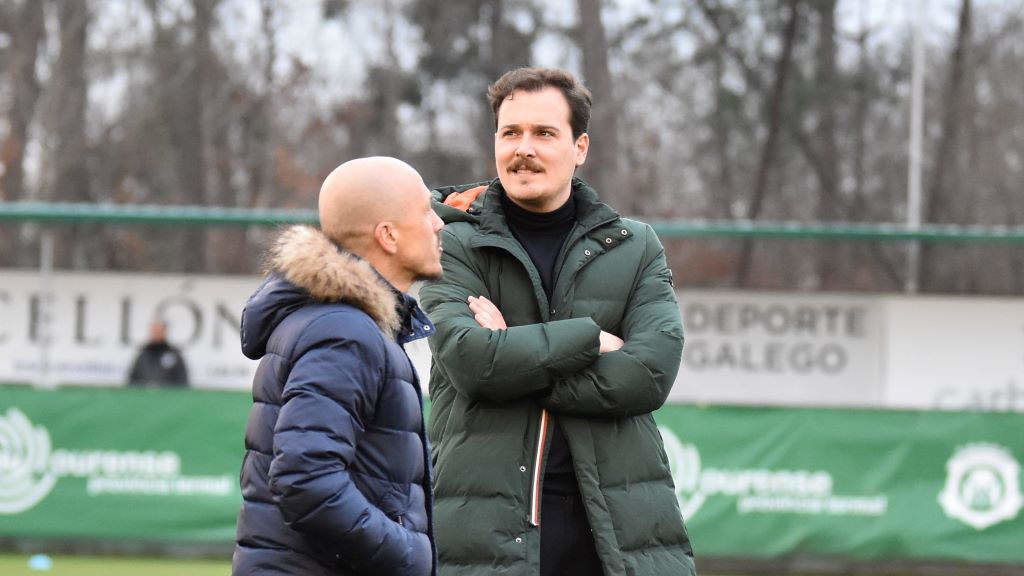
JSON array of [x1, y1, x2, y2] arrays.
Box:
[[502, 191, 579, 495]]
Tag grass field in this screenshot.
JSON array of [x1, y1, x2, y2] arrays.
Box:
[[0, 555, 773, 576], [0, 555, 231, 576], [0, 555, 778, 575]]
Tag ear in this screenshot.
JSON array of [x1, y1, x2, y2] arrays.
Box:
[[373, 221, 399, 255], [574, 132, 589, 167]]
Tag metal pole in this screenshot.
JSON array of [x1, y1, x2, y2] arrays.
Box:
[[906, 0, 927, 293], [38, 230, 56, 389]]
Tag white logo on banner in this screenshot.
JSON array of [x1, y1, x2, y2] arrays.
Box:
[[659, 427, 888, 520], [939, 444, 1022, 530], [0, 408, 58, 514], [0, 407, 232, 515], [660, 425, 706, 519]]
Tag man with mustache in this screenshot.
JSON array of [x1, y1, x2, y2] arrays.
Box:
[[420, 68, 696, 576]]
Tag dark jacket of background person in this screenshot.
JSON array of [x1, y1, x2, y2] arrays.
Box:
[[420, 178, 695, 576], [126, 341, 188, 387], [232, 226, 435, 576]]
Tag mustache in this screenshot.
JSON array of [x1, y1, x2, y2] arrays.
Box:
[[508, 158, 544, 173]]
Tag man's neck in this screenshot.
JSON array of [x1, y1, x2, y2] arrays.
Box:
[[505, 186, 572, 214], [363, 255, 411, 293], [503, 190, 576, 231]]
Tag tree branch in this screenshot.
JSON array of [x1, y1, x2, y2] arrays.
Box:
[[694, 0, 765, 92]]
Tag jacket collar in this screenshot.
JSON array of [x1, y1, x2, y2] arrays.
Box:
[[391, 284, 436, 345], [475, 177, 619, 238], [267, 225, 432, 341]]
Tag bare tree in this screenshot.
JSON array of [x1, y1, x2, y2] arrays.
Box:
[[811, 0, 842, 289], [1, 0, 44, 204], [181, 0, 216, 272], [1, 0, 1020, 292], [709, 28, 738, 219], [576, 0, 625, 208], [919, 0, 972, 292], [49, 0, 92, 268], [480, 0, 536, 171], [0, 0, 45, 266], [412, 0, 535, 181], [241, 0, 275, 210], [141, 0, 218, 271], [734, 0, 801, 286]]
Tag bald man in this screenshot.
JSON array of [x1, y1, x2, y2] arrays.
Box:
[[233, 157, 443, 576]]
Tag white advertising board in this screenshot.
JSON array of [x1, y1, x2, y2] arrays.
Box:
[[1, 270, 1021, 412], [671, 290, 885, 407], [883, 296, 1024, 411], [0, 271, 261, 389]]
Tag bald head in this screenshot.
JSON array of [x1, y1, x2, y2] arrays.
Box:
[[319, 157, 426, 253]]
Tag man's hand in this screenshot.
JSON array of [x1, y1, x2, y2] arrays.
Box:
[[468, 296, 507, 330], [599, 331, 624, 353], [469, 295, 621, 354]]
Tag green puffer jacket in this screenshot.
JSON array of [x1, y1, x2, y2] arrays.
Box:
[[419, 178, 696, 576]]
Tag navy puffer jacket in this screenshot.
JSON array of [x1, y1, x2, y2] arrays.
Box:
[[233, 226, 435, 576]]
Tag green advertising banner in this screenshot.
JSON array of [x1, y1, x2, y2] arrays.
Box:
[[654, 404, 1024, 565], [1, 387, 1021, 566], [0, 386, 249, 541]]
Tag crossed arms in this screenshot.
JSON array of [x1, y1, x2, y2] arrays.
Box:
[[419, 225, 683, 418]]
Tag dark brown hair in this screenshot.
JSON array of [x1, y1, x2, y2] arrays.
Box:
[[487, 67, 592, 140]]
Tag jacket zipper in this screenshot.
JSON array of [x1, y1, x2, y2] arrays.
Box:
[[530, 408, 550, 526], [470, 216, 621, 528], [471, 235, 550, 527], [531, 216, 619, 527]]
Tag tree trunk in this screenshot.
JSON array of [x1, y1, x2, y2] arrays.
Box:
[[51, 1, 92, 269], [239, 0, 274, 213], [177, 0, 216, 272], [576, 0, 625, 209], [851, 24, 894, 290], [1, 0, 44, 204], [371, 0, 404, 156], [962, 24, 981, 293], [209, 67, 246, 274], [711, 46, 736, 218], [919, 0, 972, 292], [813, 0, 842, 290], [478, 0, 507, 174], [478, 0, 532, 176], [0, 1, 45, 267], [734, 0, 801, 287]]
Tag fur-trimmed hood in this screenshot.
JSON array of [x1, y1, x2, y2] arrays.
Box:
[[270, 225, 401, 333], [240, 226, 402, 359]]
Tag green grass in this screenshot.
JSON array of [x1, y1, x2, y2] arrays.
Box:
[[0, 554, 231, 576], [1, 555, 881, 576], [0, 556, 769, 575], [2, 555, 763, 575]]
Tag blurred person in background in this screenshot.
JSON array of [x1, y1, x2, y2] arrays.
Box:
[[232, 156, 443, 576], [420, 67, 695, 576], [126, 319, 189, 387]]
